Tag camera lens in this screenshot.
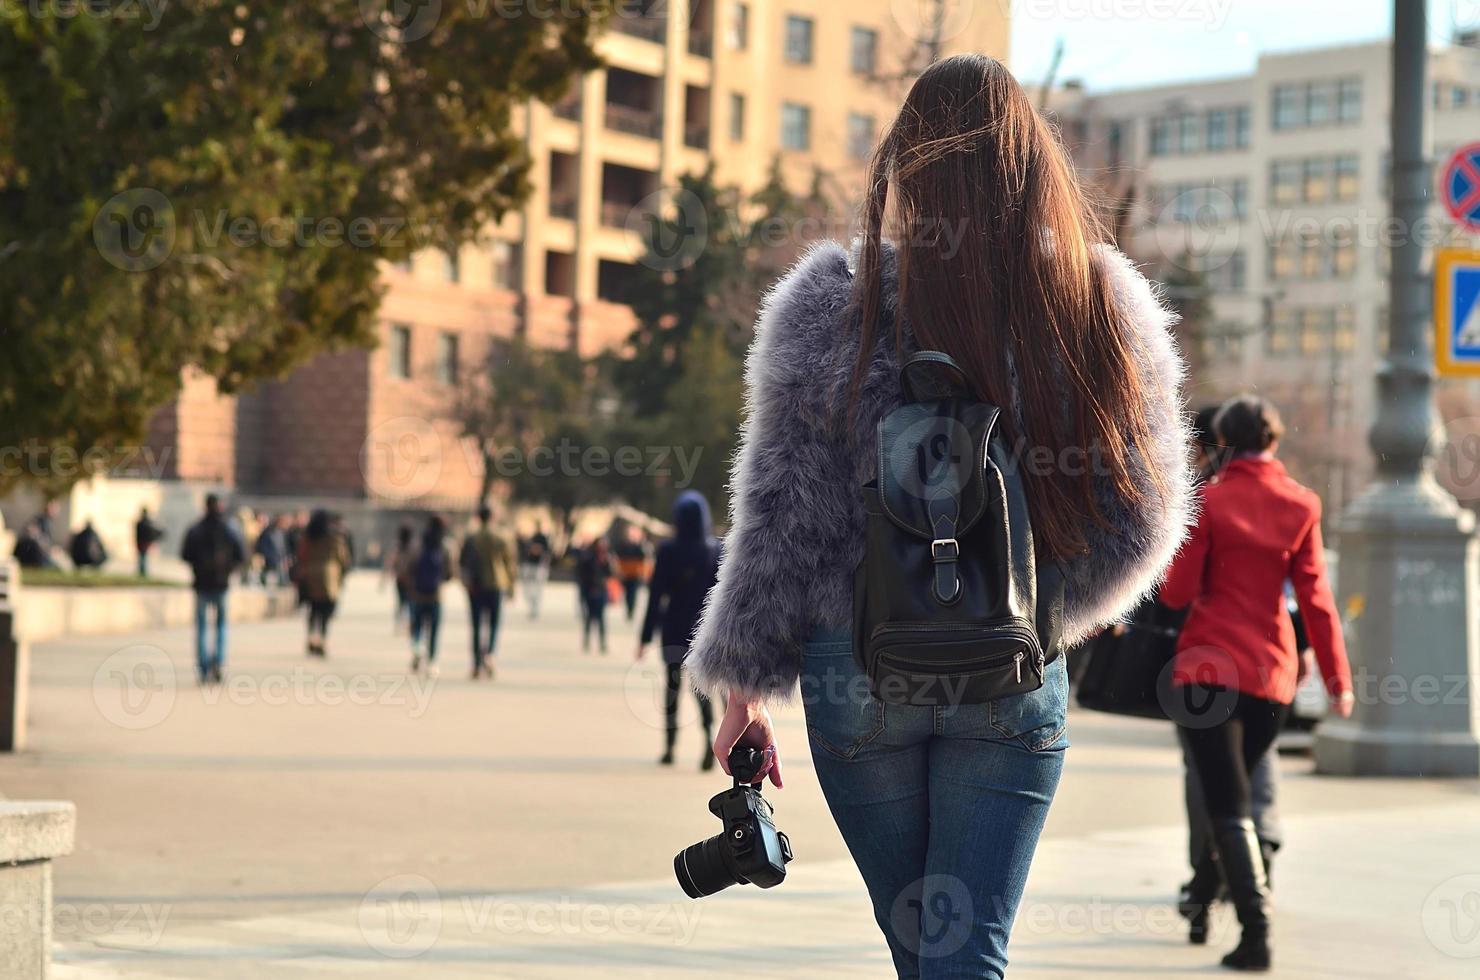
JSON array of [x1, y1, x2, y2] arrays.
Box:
[[673, 834, 739, 899]]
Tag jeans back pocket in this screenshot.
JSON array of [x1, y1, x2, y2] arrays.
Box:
[[989, 654, 1069, 752], [802, 641, 886, 760]]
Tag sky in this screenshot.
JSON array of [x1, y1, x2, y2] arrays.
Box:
[[1008, 0, 1477, 92]]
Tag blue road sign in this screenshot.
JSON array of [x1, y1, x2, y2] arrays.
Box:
[[1434, 248, 1480, 377]]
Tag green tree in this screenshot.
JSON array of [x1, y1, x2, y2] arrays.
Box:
[[454, 337, 587, 506], [614, 162, 831, 515], [0, 3, 606, 495]]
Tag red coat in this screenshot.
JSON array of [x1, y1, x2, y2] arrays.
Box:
[[1160, 455, 1352, 705]]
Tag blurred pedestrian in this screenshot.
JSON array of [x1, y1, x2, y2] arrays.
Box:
[[519, 521, 551, 619], [1161, 395, 1354, 972], [459, 504, 518, 680], [635, 491, 720, 769], [134, 507, 164, 578], [12, 521, 55, 569], [295, 510, 353, 657], [575, 537, 617, 655], [68, 519, 108, 571], [235, 505, 261, 586], [181, 494, 245, 685], [613, 524, 650, 622], [406, 514, 453, 677], [255, 514, 290, 586], [384, 521, 415, 632]]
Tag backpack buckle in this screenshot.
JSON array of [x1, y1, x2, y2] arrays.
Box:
[[931, 538, 959, 561]]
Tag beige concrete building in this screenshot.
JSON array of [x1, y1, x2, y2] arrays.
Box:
[[1050, 39, 1480, 515], [113, 3, 1008, 553]]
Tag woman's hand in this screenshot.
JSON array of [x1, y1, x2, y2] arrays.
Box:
[[1330, 690, 1355, 719], [713, 692, 783, 789]]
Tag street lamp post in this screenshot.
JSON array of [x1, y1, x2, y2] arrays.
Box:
[[1314, 1, 1480, 776]]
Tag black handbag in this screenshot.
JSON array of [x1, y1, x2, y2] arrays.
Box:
[[1073, 598, 1185, 720], [853, 350, 1064, 707]]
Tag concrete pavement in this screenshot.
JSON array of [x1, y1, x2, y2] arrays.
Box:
[[1, 577, 1476, 978]]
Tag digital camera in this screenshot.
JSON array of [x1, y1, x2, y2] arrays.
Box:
[[673, 747, 794, 899]]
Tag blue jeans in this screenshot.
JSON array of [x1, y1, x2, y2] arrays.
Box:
[[194, 590, 228, 679], [410, 601, 442, 662], [801, 627, 1068, 979], [469, 589, 502, 667]]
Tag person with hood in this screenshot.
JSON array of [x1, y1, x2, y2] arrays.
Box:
[[69, 520, 108, 571], [635, 491, 722, 769], [295, 509, 353, 657]]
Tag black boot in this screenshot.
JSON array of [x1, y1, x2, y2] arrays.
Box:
[[660, 728, 676, 766], [1259, 840, 1277, 893], [1214, 818, 1271, 972], [1180, 845, 1222, 945]]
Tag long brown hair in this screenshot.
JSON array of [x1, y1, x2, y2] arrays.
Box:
[[851, 54, 1163, 561]]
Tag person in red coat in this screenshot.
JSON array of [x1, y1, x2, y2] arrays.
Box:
[[1160, 395, 1353, 973]]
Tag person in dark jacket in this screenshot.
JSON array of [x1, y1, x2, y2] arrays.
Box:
[[1161, 396, 1353, 972], [180, 494, 246, 685], [575, 538, 617, 654], [134, 507, 164, 578], [68, 520, 108, 571], [635, 492, 721, 769], [12, 521, 54, 569]]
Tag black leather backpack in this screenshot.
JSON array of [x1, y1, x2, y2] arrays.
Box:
[[853, 350, 1064, 706]]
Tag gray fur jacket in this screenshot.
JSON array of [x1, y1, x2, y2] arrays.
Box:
[[687, 239, 1196, 699]]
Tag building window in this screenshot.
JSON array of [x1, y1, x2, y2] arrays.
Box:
[[727, 2, 748, 50], [1107, 120, 1124, 169], [784, 14, 813, 64], [1299, 234, 1326, 279], [1269, 240, 1297, 282], [1270, 160, 1300, 205], [1149, 117, 1171, 156], [1333, 230, 1357, 279], [729, 92, 745, 142], [1302, 157, 1330, 203], [1335, 306, 1357, 352], [1273, 84, 1303, 129], [850, 26, 878, 75], [1229, 250, 1247, 290], [847, 112, 875, 160], [1176, 112, 1200, 154], [1334, 154, 1359, 201], [1337, 78, 1362, 122], [1231, 178, 1248, 219], [389, 324, 412, 379], [1306, 81, 1334, 126], [442, 247, 460, 283], [492, 241, 521, 290], [1234, 106, 1251, 147], [436, 332, 459, 385], [1206, 109, 1229, 151], [1299, 308, 1332, 354], [781, 102, 811, 150], [1267, 306, 1296, 356]]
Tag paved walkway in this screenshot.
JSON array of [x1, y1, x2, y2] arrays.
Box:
[[2, 577, 1477, 978]]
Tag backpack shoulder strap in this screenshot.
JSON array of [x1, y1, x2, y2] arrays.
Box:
[[901, 350, 971, 403]]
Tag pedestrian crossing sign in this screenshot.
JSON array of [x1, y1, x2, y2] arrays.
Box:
[[1435, 248, 1480, 377]]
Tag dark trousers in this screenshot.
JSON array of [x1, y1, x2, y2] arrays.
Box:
[[664, 661, 713, 750], [622, 578, 641, 620], [307, 600, 336, 638], [1178, 686, 1289, 825], [469, 589, 502, 668], [411, 601, 442, 662], [581, 594, 608, 650], [1180, 726, 1282, 869]]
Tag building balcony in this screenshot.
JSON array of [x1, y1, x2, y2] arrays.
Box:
[[549, 195, 578, 220], [684, 124, 709, 150], [604, 103, 663, 140], [687, 32, 712, 58], [552, 96, 581, 121], [613, 15, 665, 44], [600, 200, 639, 229]]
